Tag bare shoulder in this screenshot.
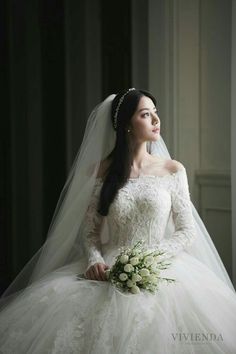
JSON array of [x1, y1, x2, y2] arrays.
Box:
[[97, 157, 112, 179], [149, 155, 185, 175], [165, 159, 185, 174]]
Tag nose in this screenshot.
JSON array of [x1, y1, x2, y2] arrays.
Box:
[[152, 112, 160, 125]]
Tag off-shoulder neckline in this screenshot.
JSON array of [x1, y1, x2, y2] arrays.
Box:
[[95, 167, 185, 183]]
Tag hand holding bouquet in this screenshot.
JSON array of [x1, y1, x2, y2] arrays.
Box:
[[106, 240, 175, 294]]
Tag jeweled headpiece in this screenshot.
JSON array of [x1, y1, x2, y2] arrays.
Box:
[[113, 88, 135, 130]]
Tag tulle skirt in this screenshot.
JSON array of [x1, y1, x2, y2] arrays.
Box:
[[0, 251, 236, 354]]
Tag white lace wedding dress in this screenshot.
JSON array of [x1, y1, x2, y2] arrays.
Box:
[[1, 167, 236, 353]]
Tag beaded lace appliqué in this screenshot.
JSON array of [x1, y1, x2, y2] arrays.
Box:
[[82, 168, 197, 266]]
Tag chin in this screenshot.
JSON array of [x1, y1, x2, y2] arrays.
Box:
[[150, 134, 160, 142]]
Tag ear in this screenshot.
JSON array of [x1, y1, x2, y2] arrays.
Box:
[[127, 124, 132, 131]]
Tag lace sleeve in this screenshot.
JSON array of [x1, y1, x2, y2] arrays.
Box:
[[157, 167, 197, 261], [82, 179, 105, 268]]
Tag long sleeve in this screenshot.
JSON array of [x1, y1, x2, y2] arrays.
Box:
[[156, 167, 197, 261], [82, 179, 105, 268]]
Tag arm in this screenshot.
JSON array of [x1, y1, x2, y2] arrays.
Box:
[[157, 165, 197, 261], [82, 179, 106, 269]]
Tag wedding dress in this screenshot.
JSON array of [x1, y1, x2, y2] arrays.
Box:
[[1, 166, 236, 354]]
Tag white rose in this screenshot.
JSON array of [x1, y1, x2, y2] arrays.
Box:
[[150, 263, 158, 272], [131, 249, 140, 256], [131, 285, 140, 294], [132, 274, 142, 282], [126, 279, 134, 288], [139, 268, 150, 277], [119, 273, 128, 281], [147, 274, 157, 283], [120, 255, 129, 264], [144, 256, 154, 266], [124, 264, 134, 273], [130, 257, 139, 266]]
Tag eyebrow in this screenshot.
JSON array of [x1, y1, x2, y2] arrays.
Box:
[[138, 107, 156, 113]]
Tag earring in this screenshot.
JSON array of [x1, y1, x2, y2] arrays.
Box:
[[127, 129, 131, 133]]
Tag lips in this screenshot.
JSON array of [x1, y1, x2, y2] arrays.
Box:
[[152, 128, 160, 133]]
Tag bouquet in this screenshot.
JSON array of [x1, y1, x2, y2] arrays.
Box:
[[106, 240, 175, 294]]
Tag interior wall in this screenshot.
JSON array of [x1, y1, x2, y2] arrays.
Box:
[[64, 0, 102, 169], [132, 0, 233, 278]]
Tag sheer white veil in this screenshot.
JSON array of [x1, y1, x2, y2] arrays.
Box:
[[1, 92, 234, 309]]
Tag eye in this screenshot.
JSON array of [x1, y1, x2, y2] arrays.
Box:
[[142, 112, 150, 118], [154, 107, 159, 114]]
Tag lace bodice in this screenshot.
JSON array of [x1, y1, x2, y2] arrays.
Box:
[[82, 167, 197, 268]]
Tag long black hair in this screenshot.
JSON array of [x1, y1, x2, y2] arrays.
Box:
[[97, 89, 157, 216]]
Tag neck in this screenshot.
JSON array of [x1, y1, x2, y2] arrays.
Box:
[[130, 141, 150, 169]]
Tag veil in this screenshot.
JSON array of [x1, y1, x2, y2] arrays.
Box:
[[1, 93, 235, 309]]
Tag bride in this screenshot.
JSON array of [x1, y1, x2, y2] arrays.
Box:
[[0, 88, 236, 353]]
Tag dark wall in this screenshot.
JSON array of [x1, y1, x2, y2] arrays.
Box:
[[0, 0, 67, 293], [0, 0, 11, 293], [0, 0, 132, 293], [101, 0, 132, 97], [40, 0, 66, 231]]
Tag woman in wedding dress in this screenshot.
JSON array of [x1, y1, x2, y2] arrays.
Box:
[[0, 88, 236, 354]]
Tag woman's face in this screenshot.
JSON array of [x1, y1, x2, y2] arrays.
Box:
[[130, 96, 160, 143]]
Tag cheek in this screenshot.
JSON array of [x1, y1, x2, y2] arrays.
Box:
[[135, 120, 150, 135], [131, 116, 152, 137], [133, 122, 144, 136]]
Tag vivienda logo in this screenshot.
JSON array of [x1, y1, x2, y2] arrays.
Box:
[[171, 332, 224, 344]]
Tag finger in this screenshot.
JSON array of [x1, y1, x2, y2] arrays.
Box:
[[87, 268, 95, 280], [88, 266, 97, 280], [98, 265, 106, 281], [93, 266, 102, 281]]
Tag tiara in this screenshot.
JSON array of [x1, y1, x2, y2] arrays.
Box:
[[113, 88, 135, 130]]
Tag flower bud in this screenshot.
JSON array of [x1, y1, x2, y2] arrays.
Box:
[[126, 279, 134, 288], [130, 257, 139, 266], [119, 273, 128, 281], [144, 256, 154, 266], [132, 274, 142, 282], [147, 274, 157, 283], [139, 268, 150, 277], [124, 264, 134, 273], [131, 285, 140, 294], [120, 255, 129, 264]]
